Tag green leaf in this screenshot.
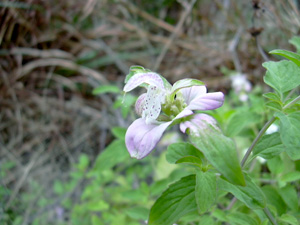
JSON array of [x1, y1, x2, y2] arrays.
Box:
[[278, 185, 298, 211], [212, 208, 228, 222], [198, 215, 215, 225], [77, 154, 89, 171], [122, 188, 148, 203], [190, 126, 245, 186], [262, 185, 287, 215], [283, 102, 300, 114], [263, 92, 281, 102], [227, 212, 259, 225], [280, 171, 300, 183], [195, 171, 216, 213], [278, 214, 299, 225], [91, 215, 104, 225], [125, 206, 149, 220], [92, 140, 129, 172], [263, 92, 283, 111], [263, 60, 300, 94], [270, 49, 300, 67], [92, 85, 120, 95], [150, 169, 192, 196], [86, 200, 109, 211], [275, 112, 300, 160], [166, 142, 204, 166], [114, 93, 137, 118], [267, 156, 284, 175], [289, 36, 300, 53], [265, 101, 282, 111], [111, 127, 126, 140], [53, 180, 64, 194], [252, 133, 285, 159], [148, 175, 197, 225], [175, 156, 203, 167], [226, 110, 261, 137], [218, 174, 266, 209]]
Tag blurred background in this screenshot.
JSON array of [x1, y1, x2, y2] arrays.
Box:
[[1, 0, 300, 224]]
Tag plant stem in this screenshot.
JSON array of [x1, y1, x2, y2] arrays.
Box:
[[240, 116, 276, 167], [226, 94, 300, 222], [241, 94, 300, 167], [283, 94, 300, 109], [263, 207, 278, 225]]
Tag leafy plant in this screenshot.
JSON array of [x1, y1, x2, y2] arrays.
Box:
[[121, 38, 300, 225]]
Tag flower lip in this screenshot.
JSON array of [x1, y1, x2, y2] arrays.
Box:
[[123, 72, 164, 92], [125, 118, 172, 159]]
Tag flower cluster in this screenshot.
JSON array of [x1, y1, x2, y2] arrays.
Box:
[[123, 67, 224, 159]]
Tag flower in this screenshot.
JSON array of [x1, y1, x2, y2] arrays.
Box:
[[265, 124, 279, 135], [230, 73, 252, 102], [124, 68, 224, 159]]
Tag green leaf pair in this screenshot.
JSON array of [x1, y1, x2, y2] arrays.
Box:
[[263, 45, 300, 111], [190, 126, 246, 186], [148, 126, 269, 225], [148, 171, 266, 225]]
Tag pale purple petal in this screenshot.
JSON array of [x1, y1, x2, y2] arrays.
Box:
[[192, 114, 218, 128], [180, 121, 198, 134], [180, 113, 218, 135], [135, 93, 146, 116], [171, 79, 205, 94], [125, 118, 172, 159], [174, 108, 193, 120], [187, 92, 224, 111], [123, 72, 164, 92], [180, 86, 207, 105]]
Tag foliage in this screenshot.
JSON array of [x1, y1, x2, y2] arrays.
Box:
[[120, 40, 300, 225], [1, 1, 300, 225]]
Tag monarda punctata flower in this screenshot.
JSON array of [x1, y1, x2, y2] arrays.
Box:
[[123, 66, 224, 159]]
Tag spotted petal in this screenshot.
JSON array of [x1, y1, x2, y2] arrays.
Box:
[[142, 85, 165, 124], [135, 93, 147, 116], [123, 72, 165, 92], [125, 118, 172, 159]]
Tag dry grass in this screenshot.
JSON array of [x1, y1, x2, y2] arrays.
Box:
[[0, 0, 299, 223]]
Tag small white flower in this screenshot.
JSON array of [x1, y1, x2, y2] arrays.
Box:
[[257, 156, 267, 164], [230, 73, 252, 102], [231, 73, 252, 93], [265, 124, 279, 134]]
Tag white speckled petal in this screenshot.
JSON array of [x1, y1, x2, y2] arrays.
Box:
[[142, 85, 165, 123]]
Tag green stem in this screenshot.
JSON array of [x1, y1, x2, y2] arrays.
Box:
[[283, 94, 300, 109], [240, 116, 276, 167], [263, 207, 278, 225], [240, 94, 300, 167], [225, 94, 300, 221]]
